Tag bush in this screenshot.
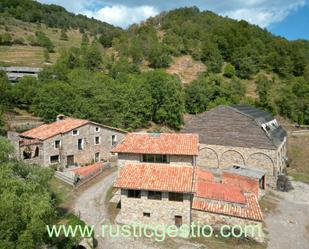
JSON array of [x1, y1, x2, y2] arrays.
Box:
[[224, 63, 236, 78], [277, 175, 293, 192], [0, 32, 12, 45]]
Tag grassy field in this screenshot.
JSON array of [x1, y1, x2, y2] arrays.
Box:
[[0, 16, 86, 67], [287, 134, 309, 183]]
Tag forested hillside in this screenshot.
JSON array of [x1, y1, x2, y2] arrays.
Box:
[[0, 3, 309, 133]]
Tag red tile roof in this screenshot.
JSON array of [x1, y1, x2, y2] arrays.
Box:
[[192, 193, 263, 221], [21, 117, 89, 140], [114, 163, 194, 193], [194, 180, 246, 204], [71, 163, 104, 177], [111, 133, 199, 155], [196, 168, 214, 182]]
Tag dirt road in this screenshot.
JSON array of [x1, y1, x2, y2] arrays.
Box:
[[265, 181, 309, 249]]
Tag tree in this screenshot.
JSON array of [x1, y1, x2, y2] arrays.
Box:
[[201, 42, 223, 73], [0, 32, 12, 45], [31, 81, 78, 121], [12, 77, 39, 107], [148, 44, 172, 68], [0, 71, 12, 108], [255, 75, 275, 113], [0, 137, 56, 248], [185, 74, 246, 114], [60, 29, 68, 41], [44, 49, 50, 62], [145, 70, 185, 129], [233, 57, 257, 79], [223, 63, 236, 78], [35, 31, 54, 52], [81, 33, 89, 46], [82, 44, 102, 71]]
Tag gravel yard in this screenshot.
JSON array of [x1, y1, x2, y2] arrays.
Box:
[[264, 181, 309, 249]]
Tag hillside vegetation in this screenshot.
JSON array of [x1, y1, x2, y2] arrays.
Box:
[[0, 3, 309, 133]]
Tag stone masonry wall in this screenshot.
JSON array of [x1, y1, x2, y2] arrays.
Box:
[[116, 190, 192, 227], [197, 142, 287, 187], [42, 123, 125, 166]]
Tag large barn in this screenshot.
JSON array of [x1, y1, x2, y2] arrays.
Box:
[[181, 105, 288, 187]]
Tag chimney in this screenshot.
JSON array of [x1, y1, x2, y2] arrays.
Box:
[[56, 114, 65, 121]]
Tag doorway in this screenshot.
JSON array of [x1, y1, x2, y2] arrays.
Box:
[[67, 155, 74, 166]]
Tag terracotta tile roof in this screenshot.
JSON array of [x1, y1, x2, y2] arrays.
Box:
[[71, 163, 104, 177], [194, 180, 246, 204], [196, 168, 214, 182], [20, 118, 89, 140], [114, 163, 194, 193], [111, 133, 199, 155], [192, 193, 263, 221]]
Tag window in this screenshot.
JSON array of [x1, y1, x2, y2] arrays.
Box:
[[78, 139, 84, 150], [141, 154, 169, 163], [50, 155, 59, 164], [34, 147, 39, 157], [175, 216, 182, 227], [169, 192, 183, 202], [143, 212, 150, 217], [23, 149, 32, 159], [127, 189, 141, 198], [94, 136, 101, 145], [54, 140, 61, 149], [111, 135, 117, 145], [95, 127, 100, 132], [72, 129, 79, 136], [95, 152, 100, 162], [148, 191, 162, 200]]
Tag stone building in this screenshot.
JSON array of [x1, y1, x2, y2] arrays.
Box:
[[8, 115, 126, 167], [114, 163, 194, 227], [111, 133, 199, 167], [114, 164, 263, 241], [181, 105, 287, 187]]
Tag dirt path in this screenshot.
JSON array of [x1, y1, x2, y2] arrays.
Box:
[[265, 181, 309, 249], [71, 168, 118, 248]]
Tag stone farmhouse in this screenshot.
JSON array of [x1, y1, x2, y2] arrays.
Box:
[[181, 105, 287, 187], [111, 133, 199, 167], [113, 133, 264, 241], [8, 115, 126, 167]]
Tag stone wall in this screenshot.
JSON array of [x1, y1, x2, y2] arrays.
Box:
[[191, 209, 264, 242], [197, 141, 287, 187], [116, 189, 192, 227], [26, 123, 125, 167], [117, 153, 195, 168]]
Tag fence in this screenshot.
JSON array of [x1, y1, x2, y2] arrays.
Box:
[[54, 162, 111, 187]]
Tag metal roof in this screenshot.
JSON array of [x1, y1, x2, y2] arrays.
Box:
[[224, 165, 266, 179], [0, 66, 42, 73]]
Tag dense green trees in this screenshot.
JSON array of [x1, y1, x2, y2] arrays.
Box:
[[0, 137, 55, 248], [0, 0, 120, 35], [185, 74, 246, 114], [145, 71, 185, 129]]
